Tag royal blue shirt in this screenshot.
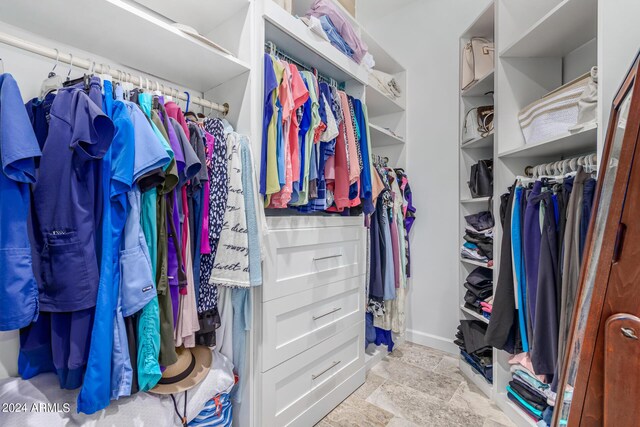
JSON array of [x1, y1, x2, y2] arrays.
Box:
[[0, 73, 42, 331], [32, 83, 114, 312]]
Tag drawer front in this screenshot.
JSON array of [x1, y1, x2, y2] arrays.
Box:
[[263, 226, 365, 302], [262, 276, 364, 371], [261, 322, 364, 427]]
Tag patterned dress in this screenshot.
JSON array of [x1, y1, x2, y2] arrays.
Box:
[[198, 118, 228, 313]]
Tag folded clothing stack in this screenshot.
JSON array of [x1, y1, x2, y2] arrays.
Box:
[[454, 320, 493, 383], [463, 266, 493, 320], [461, 210, 494, 265], [368, 69, 402, 99], [305, 0, 369, 64], [507, 354, 554, 425]]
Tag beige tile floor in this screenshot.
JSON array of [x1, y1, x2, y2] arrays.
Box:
[[317, 342, 516, 427]]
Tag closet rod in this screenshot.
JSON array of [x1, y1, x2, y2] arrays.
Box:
[[264, 41, 342, 88], [525, 153, 598, 178], [0, 31, 229, 115]]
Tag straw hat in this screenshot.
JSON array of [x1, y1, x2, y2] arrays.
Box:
[[150, 346, 213, 395]]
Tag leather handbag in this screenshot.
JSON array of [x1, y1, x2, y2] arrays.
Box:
[[468, 159, 493, 198], [461, 37, 495, 90], [462, 105, 494, 143]]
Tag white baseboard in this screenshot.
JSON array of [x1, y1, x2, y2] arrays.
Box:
[[405, 329, 458, 355]]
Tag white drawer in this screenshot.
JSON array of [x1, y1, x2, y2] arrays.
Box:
[[261, 322, 365, 427], [263, 226, 365, 302], [262, 276, 364, 371]]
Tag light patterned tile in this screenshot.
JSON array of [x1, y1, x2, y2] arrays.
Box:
[[366, 381, 478, 427], [386, 417, 421, 426], [433, 355, 466, 383], [326, 395, 394, 427], [386, 341, 446, 370], [371, 358, 462, 402], [315, 419, 336, 427], [449, 382, 515, 426], [353, 372, 386, 400]]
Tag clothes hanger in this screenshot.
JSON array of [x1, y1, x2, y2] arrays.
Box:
[[184, 91, 191, 112], [65, 53, 74, 82], [40, 48, 64, 99]]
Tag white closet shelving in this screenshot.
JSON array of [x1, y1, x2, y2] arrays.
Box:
[[457, 0, 495, 400], [254, 1, 408, 426], [0, 0, 251, 92], [457, 1, 600, 426]]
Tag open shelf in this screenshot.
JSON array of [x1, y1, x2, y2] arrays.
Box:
[[500, 0, 597, 58], [131, 0, 249, 35], [369, 123, 405, 147], [461, 196, 491, 205], [459, 356, 493, 398], [461, 258, 493, 270], [361, 28, 405, 75], [461, 1, 495, 39], [498, 124, 597, 159], [460, 305, 489, 324], [461, 133, 494, 149], [461, 70, 494, 97], [496, 393, 539, 427], [365, 84, 405, 116], [0, 0, 250, 92], [263, 0, 368, 84]]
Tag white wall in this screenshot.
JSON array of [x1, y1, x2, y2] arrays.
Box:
[[598, 0, 640, 161], [357, 0, 492, 354]]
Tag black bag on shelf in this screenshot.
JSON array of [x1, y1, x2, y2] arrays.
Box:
[[468, 159, 493, 198]]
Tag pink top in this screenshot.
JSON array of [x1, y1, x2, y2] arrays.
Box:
[[165, 101, 189, 139], [339, 92, 360, 184], [326, 118, 349, 212]]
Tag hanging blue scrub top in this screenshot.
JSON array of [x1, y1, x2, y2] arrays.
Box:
[[0, 73, 42, 331]]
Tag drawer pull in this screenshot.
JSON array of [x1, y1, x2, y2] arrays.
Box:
[[313, 254, 343, 261], [312, 360, 341, 380], [313, 307, 342, 321]]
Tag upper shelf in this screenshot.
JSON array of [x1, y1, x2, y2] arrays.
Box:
[[0, 0, 250, 92], [462, 133, 494, 150], [500, 0, 597, 58], [369, 123, 405, 147], [461, 1, 494, 39], [366, 85, 405, 116], [499, 124, 597, 159], [263, 0, 369, 84], [462, 70, 494, 97], [131, 0, 249, 36], [361, 28, 405, 75]]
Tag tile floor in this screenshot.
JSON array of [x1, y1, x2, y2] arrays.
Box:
[[317, 342, 516, 427]]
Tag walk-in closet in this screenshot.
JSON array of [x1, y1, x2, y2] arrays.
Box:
[[1, 1, 640, 426]]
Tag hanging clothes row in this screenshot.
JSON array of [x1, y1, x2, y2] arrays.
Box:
[[485, 163, 597, 422], [364, 157, 416, 352], [260, 48, 377, 214], [0, 67, 263, 416]]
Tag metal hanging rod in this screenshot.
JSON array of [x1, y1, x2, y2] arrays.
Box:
[[0, 31, 229, 115], [525, 153, 598, 178], [264, 41, 341, 88]]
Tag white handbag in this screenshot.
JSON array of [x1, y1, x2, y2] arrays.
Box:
[[462, 106, 494, 144], [461, 38, 495, 90], [518, 72, 592, 145]]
